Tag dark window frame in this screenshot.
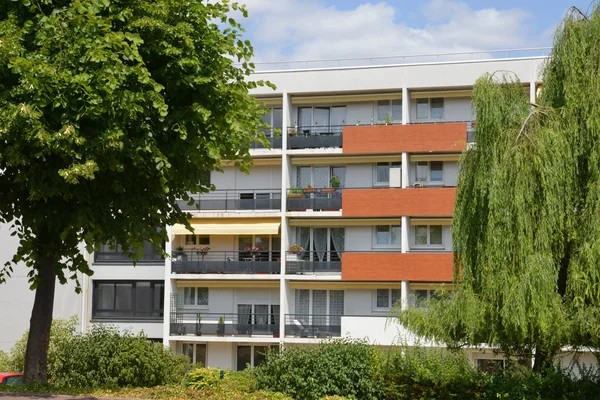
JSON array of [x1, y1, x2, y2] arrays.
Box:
[[92, 280, 164, 320]]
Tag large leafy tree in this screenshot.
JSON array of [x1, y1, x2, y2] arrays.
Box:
[[0, 0, 271, 382], [397, 5, 600, 371]]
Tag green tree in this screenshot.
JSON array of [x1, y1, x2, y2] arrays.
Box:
[[397, 5, 600, 371], [0, 0, 272, 383]]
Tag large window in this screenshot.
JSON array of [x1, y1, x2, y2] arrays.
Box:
[[93, 281, 164, 319], [414, 225, 443, 246], [295, 227, 345, 262], [375, 288, 401, 309], [94, 241, 164, 263], [182, 343, 207, 366], [377, 99, 402, 122], [296, 166, 345, 188], [375, 225, 401, 247], [297, 106, 347, 133], [416, 98, 444, 120], [415, 161, 444, 183], [260, 107, 282, 137], [237, 345, 278, 371], [295, 289, 344, 320], [375, 162, 401, 186], [183, 287, 208, 307]]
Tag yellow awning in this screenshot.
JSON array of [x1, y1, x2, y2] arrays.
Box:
[[172, 218, 280, 235]]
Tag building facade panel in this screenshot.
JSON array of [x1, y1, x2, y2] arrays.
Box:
[[341, 252, 453, 281], [342, 188, 455, 217], [342, 123, 467, 154]]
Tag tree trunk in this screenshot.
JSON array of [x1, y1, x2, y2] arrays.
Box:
[[533, 347, 554, 373], [23, 256, 56, 384]]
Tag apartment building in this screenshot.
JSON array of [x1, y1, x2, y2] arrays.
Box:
[[5, 50, 594, 371]]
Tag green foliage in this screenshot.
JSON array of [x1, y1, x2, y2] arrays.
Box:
[[329, 176, 341, 188], [184, 367, 228, 390], [253, 338, 385, 400], [0, 0, 272, 288], [2, 316, 78, 374], [51, 324, 189, 388], [397, 3, 600, 369]]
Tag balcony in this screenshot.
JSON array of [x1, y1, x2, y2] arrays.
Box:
[[287, 188, 342, 211], [342, 187, 456, 217], [252, 135, 282, 150], [284, 314, 342, 338], [287, 125, 343, 149], [94, 243, 164, 264], [177, 189, 282, 212], [170, 312, 279, 337], [285, 251, 341, 274], [171, 250, 280, 274]]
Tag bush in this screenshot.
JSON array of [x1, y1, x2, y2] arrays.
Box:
[[51, 324, 189, 387], [254, 338, 384, 400], [183, 367, 228, 390], [381, 346, 487, 399]]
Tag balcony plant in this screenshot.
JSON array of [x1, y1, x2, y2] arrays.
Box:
[[245, 246, 260, 254], [288, 127, 296, 137], [195, 312, 202, 336], [288, 244, 304, 254], [288, 186, 304, 199], [217, 316, 225, 336], [323, 176, 341, 194], [303, 185, 317, 194], [196, 246, 210, 257]]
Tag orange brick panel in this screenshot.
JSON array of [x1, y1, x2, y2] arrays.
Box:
[[342, 252, 453, 282], [342, 188, 456, 217], [342, 123, 467, 154]]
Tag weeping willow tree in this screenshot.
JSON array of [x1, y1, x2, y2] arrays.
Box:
[[397, 4, 600, 371]]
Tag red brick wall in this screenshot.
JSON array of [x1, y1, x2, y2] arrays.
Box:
[[342, 188, 456, 217], [342, 123, 467, 154], [342, 252, 453, 281]]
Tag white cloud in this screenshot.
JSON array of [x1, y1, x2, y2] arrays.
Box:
[[238, 0, 541, 64]]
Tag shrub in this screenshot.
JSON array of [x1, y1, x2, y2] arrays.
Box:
[[183, 367, 227, 390], [51, 324, 189, 388], [254, 338, 384, 400]]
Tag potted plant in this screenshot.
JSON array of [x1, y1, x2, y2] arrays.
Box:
[[196, 246, 210, 257], [323, 176, 341, 194], [383, 112, 394, 125], [287, 244, 303, 262], [288, 127, 296, 136], [356, 119, 361, 126], [303, 185, 317, 194], [217, 316, 225, 336], [195, 312, 202, 336], [288, 186, 304, 198]]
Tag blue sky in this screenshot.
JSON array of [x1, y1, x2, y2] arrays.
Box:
[[237, 0, 595, 62]]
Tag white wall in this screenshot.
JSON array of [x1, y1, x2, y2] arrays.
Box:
[[91, 264, 165, 280], [0, 223, 82, 352], [207, 342, 234, 369], [211, 165, 281, 191], [341, 316, 414, 346]]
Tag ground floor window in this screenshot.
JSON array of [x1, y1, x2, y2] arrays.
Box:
[[236, 345, 278, 371], [92, 280, 164, 319], [182, 343, 206, 366], [475, 358, 504, 374]]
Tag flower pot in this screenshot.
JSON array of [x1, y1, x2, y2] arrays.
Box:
[[217, 324, 225, 336], [321, 188, 335, 194], [286, 253, 300, 262]]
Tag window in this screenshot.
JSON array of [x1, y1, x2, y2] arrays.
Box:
[[297, 106, 347, 131], [295, 289, 344, 318], [430, 98, 444, 119], [375, 288, 401, 309], [414, 225, 443, 246], [375, 225, 401, 246], [260, 107, 282, 136], [416, 98, 444, 120], [183, 287, 208, 306], [377, 99, 402, 122], [237, 345, 278, 370], [412, 288, 442, 307], [198, 236, 210, 245], [295, 227, 344, 262], [414, 161, 444, 183], [375, 162, 401, 185], [93, 281, 164, 319], [476, 359, 505, 374], [296, 166, 346, 188], [182, 343, 206, 366], [185, 235, 196, 245]]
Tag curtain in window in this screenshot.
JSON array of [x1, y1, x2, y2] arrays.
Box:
[[330, 106, 346, 133], [254, 305, 269, 325], [330, 228, 345, 260], [298, 107, 312, 129], [329, 290, 344, 326], [298, 227, 310, 256], [238, 304, 252, 325], [312, 290, 327, 326], [295, 289, 310, 323], [314, 228, 327, 261], [314, 107, 330, 133]]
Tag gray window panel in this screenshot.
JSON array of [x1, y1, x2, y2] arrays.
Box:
[[115, 283, 133, 310], [183, 287, 195, 305], [376, 162, 390, 183], [237, 346, 251, 371], [430, 161, 444, 182], [272, 108, 283, 130], [430, 226, 443, 245], [254, 346, 268, 368], [416, 161, 428, 181], [183, 343, 194, 363], [185, 235, 195, 245], [391, 225, 401, 245], [415, 225, 428, 245], [377, 100, 389, 121], [297, 166, 311, 188], [391, 289, 401, 306], [135, 282, 152, 315], [376, 225, 390, 245], [416, 98, 429, 119], [376, 289, 389, 308], [197, 287, 209, 305], [415, 290, 429, 306], [312, 290, 327, 325], [430, 98, 444, 119], [298, 107, 312, 127], [329, 290, 344, 326], [295, 289, 310, 318], [97, 283, 115, 309], [196, 344, 207, 367], [392, 99, 402, 121]]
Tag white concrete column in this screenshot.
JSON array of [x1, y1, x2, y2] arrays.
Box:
[[402, 87, 409, 125], [401, 152, 409, 188], [162, 225, 173, 347], [401, 280, 410, 310], [530, 80, 536, 104], [401, 216, 409, 253], [279, 92, 291, 339]]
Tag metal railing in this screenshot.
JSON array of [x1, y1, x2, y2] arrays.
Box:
[[288, 125, 343, 149], [287, 187, 342, 211], [285, 251, 342, 274], [177, 189, 282, 211], [170, 312, 279, 336], [284, 314, 342, 338], [94, 246, 164, 264], [171, 250, 281, 274], [246, 48, 551, 72]]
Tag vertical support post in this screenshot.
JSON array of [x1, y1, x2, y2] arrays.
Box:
[[401, 216, 409, 254], [163, 225, 173, 347], [401, 280, 410, 310], [402, 87, 409, 125], [279, 92, 291, 340], [530, 80, 536, 104], [401, 152, 409, 189]]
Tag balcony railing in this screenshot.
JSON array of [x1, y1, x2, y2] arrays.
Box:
[[285, 251, 342, 274], [287, 188, 342, 211], [252, 135, 282, 150], [284, 314, 342, 338], [170, 312, 279, 337], [171, 250, 281, 274], [177, 189, 282, 211], [287, 125, 343, 149], [94, 246, 164, 264]]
